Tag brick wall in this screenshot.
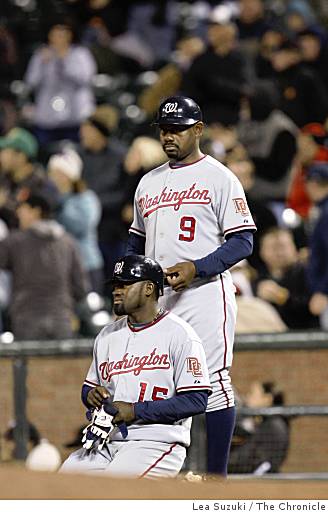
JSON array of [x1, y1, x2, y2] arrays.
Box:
[[231, 349, 328, 472], [1, 348, 327, 471]]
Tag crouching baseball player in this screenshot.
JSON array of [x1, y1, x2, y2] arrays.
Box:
[[60, 255, 211, 479]]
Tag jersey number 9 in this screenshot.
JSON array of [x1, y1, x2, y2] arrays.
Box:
[[179, 216, 196, 242]]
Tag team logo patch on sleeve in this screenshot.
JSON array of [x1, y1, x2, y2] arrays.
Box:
[[233, 197, 249, 216], [186, 357, 203, 377]]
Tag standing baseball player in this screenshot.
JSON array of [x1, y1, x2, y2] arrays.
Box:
[[126, 96, 256, 475], [61, 254, 211, 478]]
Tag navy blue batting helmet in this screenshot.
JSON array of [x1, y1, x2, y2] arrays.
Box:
[[111, 255, 164, 296], [154, 96, 202, 126]]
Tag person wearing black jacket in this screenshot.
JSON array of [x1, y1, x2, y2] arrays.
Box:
[[78, 106, 127, 288], [229, 381, 289, 474], [254, 227, 319, 329], [270, 39, 328, 128], [305, 163, 328, 327], [182, 14, 249, 125], [237, 81, 298, 202]]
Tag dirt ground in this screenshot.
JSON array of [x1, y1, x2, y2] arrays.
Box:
[[0, 466, 328, 500]]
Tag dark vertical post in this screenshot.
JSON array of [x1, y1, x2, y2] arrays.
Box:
[[12, 357, 28, 459]]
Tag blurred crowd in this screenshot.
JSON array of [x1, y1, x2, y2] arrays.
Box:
[[0, 0, 328, 339]]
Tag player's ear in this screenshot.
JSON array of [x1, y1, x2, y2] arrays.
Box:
[[193, 122, 204, 137], [144, 281, 155, 297]]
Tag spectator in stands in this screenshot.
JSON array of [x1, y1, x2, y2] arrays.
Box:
[[305, 163, 328, 328], [229, 381, 289, 474], [230, 259, 287, 334], [0, 20, 19, 92], [24, 18, 97, 145], [237, 80, 298, 201], [138, 33, 205, 118], [182, 8, 249, 125], [113, 0, 177, 69], [254, 227, 319, 329], [202, 123, 248, 165], [254, 27, 285, 80], [47, 147, 104, 294], [0, 20, 19, 135], [78, 105, 127, 289], [269, 38, 328, 127], [235, 0, 270, 51], [121, 136, 166, 229], [228, 157, 278, 272], [286, 122, 328, 220], [0, 127, 58, 226], [0, 192, 88, 340], [67, 0, 129, 39], [284, 1, 318, 38], [70, 0, 141, 76], [297, 28, 328, 93], [1, 0, 78, 76]]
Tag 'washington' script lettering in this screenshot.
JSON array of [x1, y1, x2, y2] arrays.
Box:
[[138, 183, 211, 216], [99, 348, 171, 382]]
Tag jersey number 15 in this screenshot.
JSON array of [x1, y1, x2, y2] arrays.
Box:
[[138, 382, 169, 401]]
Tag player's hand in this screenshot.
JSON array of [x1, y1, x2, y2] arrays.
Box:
[[164, 262, 196, 292], [112, 401, 136, 425], [309, 292, 328, 316], [87, 386, 110, 409]]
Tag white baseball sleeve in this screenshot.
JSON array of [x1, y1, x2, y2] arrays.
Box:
[[84, 336, 100, 387], [214, 174, 256, 237], [172, 334, 212, 395], [129, 185, 146, 238]]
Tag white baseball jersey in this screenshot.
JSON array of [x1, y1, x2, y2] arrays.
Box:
[[129, 154, 256, 267], [129, 155, 256, 411], [84, 311, 211, 446]]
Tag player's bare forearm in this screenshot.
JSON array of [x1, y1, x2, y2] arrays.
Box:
[[164, 261, 196, 291], [87, 386, 110, 409], [112, 401, 136, 425]]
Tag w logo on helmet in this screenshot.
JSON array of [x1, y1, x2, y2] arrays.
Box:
[[186, 357, 203, 377], [114, 261, 124, 274], [162, 102, 178, 114]]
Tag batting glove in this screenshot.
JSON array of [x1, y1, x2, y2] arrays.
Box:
[[82, 405, 115, 451], [103, 399, 128, 440]]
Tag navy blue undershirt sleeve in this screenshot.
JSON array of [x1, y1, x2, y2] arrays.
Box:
[[127, 231, 253, 279], [126, 232, 145, 255], [134, 390, 208, 423], [82, 385, 208, 423], [194, 231, 253, 278], [82, 384, 93, 408]]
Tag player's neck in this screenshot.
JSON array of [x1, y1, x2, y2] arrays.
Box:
[[128, 306, 164, 327], [170, 149, 204, 166]]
